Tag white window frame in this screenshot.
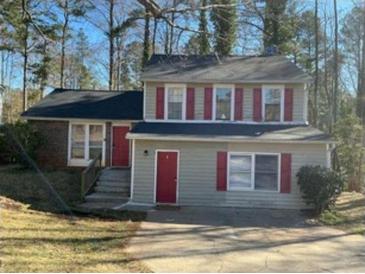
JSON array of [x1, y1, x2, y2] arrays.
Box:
[[262, 85, 285, 123], [227, 152, 255, 191], [213, 84, 235, 121], [164, 83, 187, 121], [68, 122, 106, 167], [227, 152, 281, 192]]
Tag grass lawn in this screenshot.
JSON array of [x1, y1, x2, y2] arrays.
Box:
[[0, 165, 148, 272], [0, 165, 81, 213], [319, 191, 365, 235]]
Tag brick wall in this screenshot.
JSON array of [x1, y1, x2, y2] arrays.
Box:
[[29, 120, 69, 168]]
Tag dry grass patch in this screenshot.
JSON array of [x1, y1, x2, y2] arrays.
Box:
[[0, 197, 149, 272], [319, 191, 365, 234]]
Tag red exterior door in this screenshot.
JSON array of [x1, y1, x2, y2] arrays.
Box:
[[112, 126, 130, 167], [156, 151, 178, 204]]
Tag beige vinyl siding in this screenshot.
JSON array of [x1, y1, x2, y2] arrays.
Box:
[[145, 82, 307, 122], [132, 140, 327, 209]]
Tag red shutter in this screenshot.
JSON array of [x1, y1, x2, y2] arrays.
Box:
[[204, 87, 213, 120], [186, 87, 195, 120], [280, 153, 292, 193], [284, 88, 294, 121], [156, 87, 165, 119], [217, 151, 227, 191], [234, 87, 244, 120], [253, 88, 262, 122]]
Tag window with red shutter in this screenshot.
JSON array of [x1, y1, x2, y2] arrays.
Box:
[[217, 151, 227, 191], [234, 88, 244, 120], [204, 87, 213, 120], [186, 87, 195, 120], [280, 153, 292, 193], [156, 87, 165, 119], [284, 88, 294, 121], [253, 88, 262, 121]]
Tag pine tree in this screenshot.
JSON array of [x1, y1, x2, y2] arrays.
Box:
[[198, 0, 210, 55], [210, 0, 237, 56]]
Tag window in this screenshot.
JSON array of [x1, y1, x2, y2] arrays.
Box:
[[263, 86, 283, 122], [69, 123, 104, 166], [215, 86, 233, 120], [89, 125, 103, 159], [228, 153, 279, 191], [167, 86, 185, 120], [228, 154, 253, 190], [71, 125, 85, 159], [255, 155, 279, 191]]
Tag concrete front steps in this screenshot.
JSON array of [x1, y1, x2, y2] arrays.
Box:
[[79, 168, 131, 210]]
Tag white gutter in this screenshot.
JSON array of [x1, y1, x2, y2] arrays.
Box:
[[126, 133, 335, 145]]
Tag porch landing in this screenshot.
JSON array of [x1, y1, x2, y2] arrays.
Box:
[[77, 168, 131, 210]]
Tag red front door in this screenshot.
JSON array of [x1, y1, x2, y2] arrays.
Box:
[[112, 126, 130, 166], [156, 151, 178, 204]]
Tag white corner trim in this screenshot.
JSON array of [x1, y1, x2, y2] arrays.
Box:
[[130, 139, 136, 200], [143, 82, 147, 120]]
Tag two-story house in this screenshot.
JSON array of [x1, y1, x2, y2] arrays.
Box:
[[22, 54, 333, 209]]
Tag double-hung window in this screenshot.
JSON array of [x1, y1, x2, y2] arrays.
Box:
[[263, 85, 284, 122], [166, 85, 186, 120], [228, 153, 279, 191], [228, 154, 254, 190], [69, 123, 104, 166], [214, 85, 233, 121]]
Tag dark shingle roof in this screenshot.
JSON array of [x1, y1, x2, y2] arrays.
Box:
[[141, 54, 312, 84], [129, 122, 332, 142], [22, 88, 143, 120]]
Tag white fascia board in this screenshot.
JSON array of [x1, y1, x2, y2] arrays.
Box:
[[126, 133, 335, 145], [23, 116, 141, 123]]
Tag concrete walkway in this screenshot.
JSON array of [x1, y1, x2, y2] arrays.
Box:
[[127, 207, 365, 272]]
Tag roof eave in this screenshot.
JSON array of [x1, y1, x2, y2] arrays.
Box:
[[127, 133, 334, 144], [140, 77, 312, 84]]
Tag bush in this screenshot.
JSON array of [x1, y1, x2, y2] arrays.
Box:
[[0, 121, 44, 166], [297, 166, 344, 214]]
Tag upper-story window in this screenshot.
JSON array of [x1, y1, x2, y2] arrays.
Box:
[[165, 84, 186, 120], [263, 85, 284, 122], [214, 85, 234, 121]]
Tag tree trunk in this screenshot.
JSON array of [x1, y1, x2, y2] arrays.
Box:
[[152, 18, 157, 54], [314, 0, 319, 126], [333, 0, 339, 124], [360, 6, 365, 125], [108, 0, 114, 91], [142, 8, 151, 68], [21, 0, 29, 111], [60, 0, 69, 89]]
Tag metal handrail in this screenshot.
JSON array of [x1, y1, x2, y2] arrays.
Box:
[[81, 153, 102, 201]]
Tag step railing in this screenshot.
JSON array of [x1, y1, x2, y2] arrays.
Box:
[[81, 153, 102, 201]]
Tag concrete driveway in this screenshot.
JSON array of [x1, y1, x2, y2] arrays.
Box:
[[127, 207, 365, 272]]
